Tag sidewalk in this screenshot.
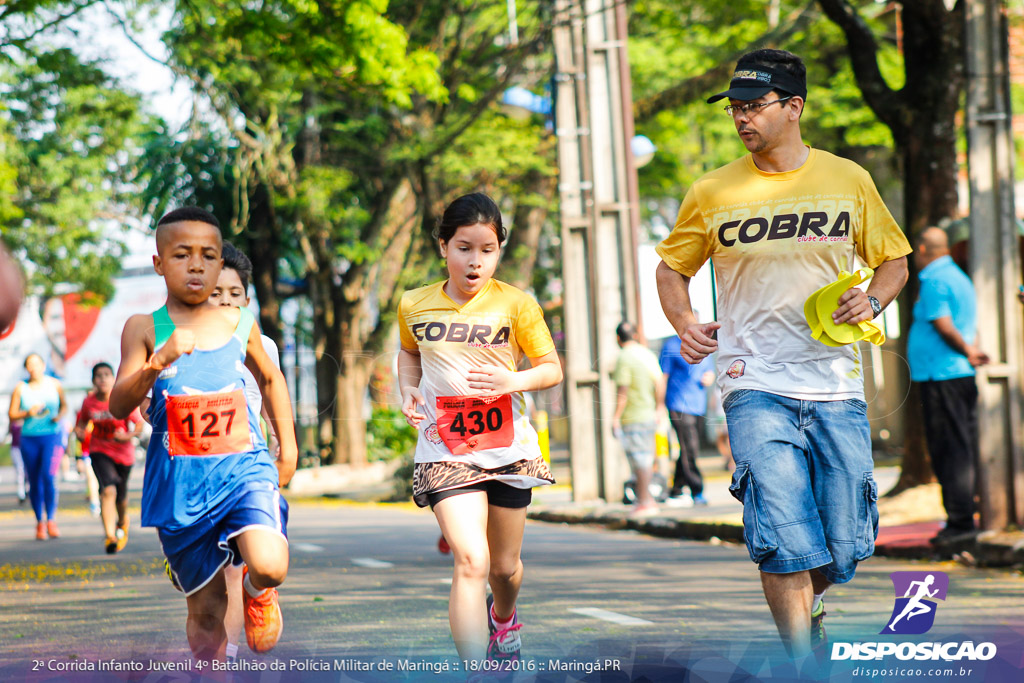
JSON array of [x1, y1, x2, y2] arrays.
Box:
[[528, 457, 1024, 569], [5, 457, 1022, 569]]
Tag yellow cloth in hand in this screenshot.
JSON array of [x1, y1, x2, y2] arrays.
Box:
[[804, 268, 886, 347]]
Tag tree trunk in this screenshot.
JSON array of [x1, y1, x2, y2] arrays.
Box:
[[818, 0, 963, 494], [886, 1, 963, 493], [333, 353, 371, 467], [317, 176, 425, 466], [311, 266, 338, 463], [247, 182, 284, 352], [498, 171, 555, 290]]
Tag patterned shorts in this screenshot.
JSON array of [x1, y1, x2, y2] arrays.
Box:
[[412, 457, 555, 508]]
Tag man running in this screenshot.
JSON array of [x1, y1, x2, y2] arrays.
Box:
[[655, 49, 910, 661]]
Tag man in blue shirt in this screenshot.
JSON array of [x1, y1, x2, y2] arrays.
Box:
[[659, 334, 715, 505], [907, 227, 989, 543]]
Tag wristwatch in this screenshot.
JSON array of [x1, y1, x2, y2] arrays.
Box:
[[867, 295, 882, 319]]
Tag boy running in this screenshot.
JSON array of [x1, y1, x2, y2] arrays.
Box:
[[110, 207, 297, 662], [76, 362, 143, 553], [207, 241, 285, 663]]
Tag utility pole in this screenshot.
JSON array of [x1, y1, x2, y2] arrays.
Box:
[[552, 0, 641, 502], [965, 0, 1024, 529]]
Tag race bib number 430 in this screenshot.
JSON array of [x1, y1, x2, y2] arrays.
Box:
[[166, 390, 251, 456], [435, 394, 514, 456]]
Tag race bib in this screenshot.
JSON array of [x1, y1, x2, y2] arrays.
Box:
[[435, 394, 514, 456], [91, 419, 119, 441], [166, 390, 251, 456]]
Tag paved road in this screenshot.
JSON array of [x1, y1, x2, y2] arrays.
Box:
[[1, 499, 1023, 682]]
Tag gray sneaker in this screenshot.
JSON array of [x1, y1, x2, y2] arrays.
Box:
[[486, 594, 521, 674]]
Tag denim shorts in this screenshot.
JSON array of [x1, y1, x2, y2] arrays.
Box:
[[618, 421, 656, 470], [723, 389, 878, 584]]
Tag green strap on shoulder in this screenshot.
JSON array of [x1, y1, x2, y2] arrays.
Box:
[[234, 307, 256, 346], [152, 306, 175, 349], [152, 305, 254, 349]]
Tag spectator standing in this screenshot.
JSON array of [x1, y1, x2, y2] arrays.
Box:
[[907, 227, 988, 543]]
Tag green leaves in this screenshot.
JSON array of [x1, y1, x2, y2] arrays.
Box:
[[628, 0, 902, 204], [0, 48, 145, 300]]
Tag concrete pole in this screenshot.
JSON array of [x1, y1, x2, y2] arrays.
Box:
[[552, 0, 642, 502], [964, 0, 1024, 529]]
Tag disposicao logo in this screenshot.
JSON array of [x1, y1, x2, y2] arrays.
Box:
[[831, 571, 998, 662], [882, 571, 949, 635]]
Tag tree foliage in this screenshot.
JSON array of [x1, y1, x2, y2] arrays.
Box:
[[138, 0, 557, 464], [0, 48, 145, 300]]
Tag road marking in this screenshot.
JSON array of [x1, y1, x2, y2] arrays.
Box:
[[568, 607, 653, 626], [352, 558, 394, 569], [439, 578, 453, 585], [291, 543, 324, 553]]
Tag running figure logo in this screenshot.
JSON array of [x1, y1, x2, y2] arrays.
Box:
[[881, 571, 949, 635]]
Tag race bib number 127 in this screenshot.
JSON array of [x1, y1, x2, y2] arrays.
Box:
[[435, 394, 514, 456], [166, 390, 251, 456]]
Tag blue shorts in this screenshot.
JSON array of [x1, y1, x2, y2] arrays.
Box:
[[723, 390, 878, 584], [159, 482, 289, 596]]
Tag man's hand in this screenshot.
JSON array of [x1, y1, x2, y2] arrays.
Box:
[[113, 429, 132, 443], [679, 322, 721, 363], [832, 288, 873, 325], [966, 345, 990, 367], [153, 329, 196, 368]]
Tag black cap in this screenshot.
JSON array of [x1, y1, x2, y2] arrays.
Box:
[[707, 64, 807, 104]]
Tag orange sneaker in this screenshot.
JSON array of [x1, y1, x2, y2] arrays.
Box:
[[105, 536, 118, 554], [36, 522, 46, 541], [115, 524, 129, 552], [46, 520, 59, 539], [242, 566, 283, 653]]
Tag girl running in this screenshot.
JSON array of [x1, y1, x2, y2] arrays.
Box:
[[8, 353, 67, 540], [398, 192, 563, 670]]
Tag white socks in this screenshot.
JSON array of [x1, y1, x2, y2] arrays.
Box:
[[243, 571, 267, 598], [225, 643, 238, 659], [490, 604, 515, 630], [812, 591, 826, 615]]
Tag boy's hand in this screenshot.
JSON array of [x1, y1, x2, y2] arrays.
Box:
[[154, 329, 197, 368], [276, 443, 298, 487]]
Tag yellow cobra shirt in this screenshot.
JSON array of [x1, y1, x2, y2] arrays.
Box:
[[656, 148, 911, 401], [398, 278, 556, 468]]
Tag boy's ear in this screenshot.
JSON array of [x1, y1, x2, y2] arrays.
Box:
[[153, 254, 164, 276]]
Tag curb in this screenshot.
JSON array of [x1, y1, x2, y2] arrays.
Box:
[[528, 508, 744, 545], [527, 508, 1024, 568]]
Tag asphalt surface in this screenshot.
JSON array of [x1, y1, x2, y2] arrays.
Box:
[[1, 494, 1024, 683]]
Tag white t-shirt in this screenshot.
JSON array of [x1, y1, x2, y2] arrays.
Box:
[[656, 148, 911, 401], [243, 334, 281, 415]]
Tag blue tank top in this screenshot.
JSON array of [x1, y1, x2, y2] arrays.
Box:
[[142, 306, 277, 529], [19, 379, 61, 436]]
